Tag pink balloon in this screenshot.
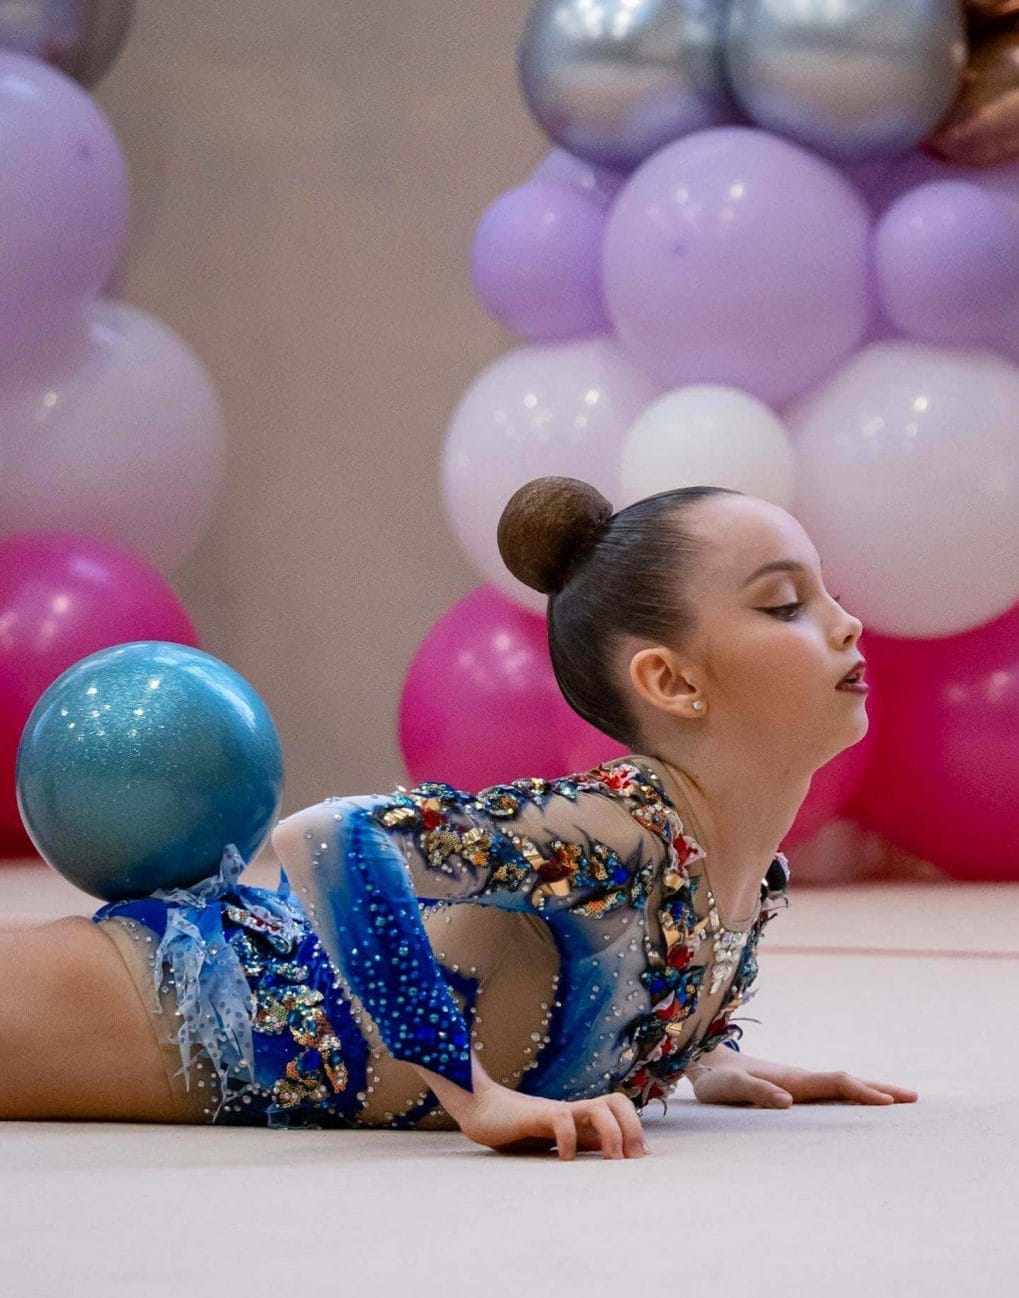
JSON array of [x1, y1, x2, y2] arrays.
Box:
[[558, 708, 629, 775], [779, 709, 876, 851], [0, 533, 200, 855], [398, 586, 625, 789], [764, 625, 884, 854], [843, 604, 1019, 880]]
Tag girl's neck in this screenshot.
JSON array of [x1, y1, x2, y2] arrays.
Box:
[[626, 750, 800, 928]]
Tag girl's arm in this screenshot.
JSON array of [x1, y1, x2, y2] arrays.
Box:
[[272, 773, 660, 1092]]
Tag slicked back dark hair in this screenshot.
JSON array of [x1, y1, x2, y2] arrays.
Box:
[[498, 477, 744, 748]]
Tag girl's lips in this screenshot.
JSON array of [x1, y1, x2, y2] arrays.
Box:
[[836, 681, 869, 694]]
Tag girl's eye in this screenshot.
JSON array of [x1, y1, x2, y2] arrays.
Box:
[[764, 593, 843, 620]]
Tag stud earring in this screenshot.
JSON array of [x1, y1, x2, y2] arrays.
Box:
[[692, 700, 704, 712]]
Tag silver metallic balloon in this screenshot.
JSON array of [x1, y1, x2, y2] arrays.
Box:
[[518, 0, 740, 170], [0, 0, 134, 87], [724, 0, 969, 162]]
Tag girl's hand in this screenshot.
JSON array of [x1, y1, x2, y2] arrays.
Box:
[[459, 1083, 650, 1160], [687, 1051, 919, 1108]]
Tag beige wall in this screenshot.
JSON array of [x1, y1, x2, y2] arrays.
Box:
[[93, 2, 543, 828]]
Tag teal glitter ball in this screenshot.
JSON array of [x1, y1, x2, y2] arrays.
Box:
[[15, 642, 284, 900]]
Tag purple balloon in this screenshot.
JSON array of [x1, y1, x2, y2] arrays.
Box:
[[848, 149, 1019, 219], [530, 148, 629, 208], [875, 182, 1019, 345], [0, 52, 128, 358], [471, 180, 609, 341], [602, 127, 871, 404]]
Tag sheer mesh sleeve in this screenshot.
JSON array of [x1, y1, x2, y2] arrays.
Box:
[[272, 770, 668, 1092]]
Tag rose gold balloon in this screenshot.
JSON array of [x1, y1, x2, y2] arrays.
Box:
[[926, 30, 1019, 165], [963, 1, 1019, 21]]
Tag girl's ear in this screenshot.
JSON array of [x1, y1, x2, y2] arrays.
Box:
[[628, 646, 693, 716]]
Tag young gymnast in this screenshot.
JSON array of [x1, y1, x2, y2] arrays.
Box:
[[0, 478, 918, 1157]]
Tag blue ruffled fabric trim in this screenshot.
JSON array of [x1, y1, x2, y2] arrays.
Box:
[[140, 844, 306, 1108]]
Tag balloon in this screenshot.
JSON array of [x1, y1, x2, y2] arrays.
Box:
[[0, 726, 37, 856], [602, 127, 871, 404], [779, 817, 943, 886], [778, 819, 879, 886], [399, 586, 626, 789], [0, 533, 199, 855], [16, 642, 283, 898], [778, 684, 880, 851], [844, 148, 1019, 217], [617, 384, 797, 509], [844, 605, 1019, 880], [0, 1, 134, 87], [0, 51, 128, 358], [471, 181, 608, 340], [926, 31, 1019, 167], [789, 342, 1019, 637], [0, 298, 225, 573], [725, 0, 968, 162], [441, 337, 661, 615], [517, 0, 739, 169], [530, 149, 629, 207], [875, 181, 1019, 343], [557, 707, 630, 774], [963, 1, 1019, 19]]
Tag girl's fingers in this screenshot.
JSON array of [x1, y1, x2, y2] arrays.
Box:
[[792, 1071, 918, 1104], [734, 1074, 792, 1107], [605, 1092, 649, 1156], [826, 1072, 902, 1104], [858, 1079, 919, 1102], [551, 1106, 577, 1161], [761, 1083, 794, 1107], [583, 1101, 625, 1159]]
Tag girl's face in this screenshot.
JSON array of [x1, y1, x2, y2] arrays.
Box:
[[633, 494, 868, 763]]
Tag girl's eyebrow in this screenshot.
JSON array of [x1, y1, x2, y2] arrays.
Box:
[[741, 559, 809, 589]]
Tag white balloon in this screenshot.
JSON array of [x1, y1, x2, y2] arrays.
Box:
[[617, 384, 797, 509], [441, 336, 661, 613], [0, 299, 225, 573], [789, 341, 1019, 637]]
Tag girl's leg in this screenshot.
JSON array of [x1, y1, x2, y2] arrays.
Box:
[[0, 915, 182, 1122]]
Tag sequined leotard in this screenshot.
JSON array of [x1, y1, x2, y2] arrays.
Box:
[[92, 754, 790, 1128]]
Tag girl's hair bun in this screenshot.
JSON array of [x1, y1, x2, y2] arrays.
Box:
[[497, 476, 614, 596]]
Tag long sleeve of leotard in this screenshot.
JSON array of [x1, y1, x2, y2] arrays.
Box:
[[273, 771, 667, 1091]]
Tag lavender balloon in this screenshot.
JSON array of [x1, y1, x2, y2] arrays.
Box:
[[602, 127, 871, 404], [531, 149, 629, 208], [472, 181, 609, 340], [849, 148, 1019, 219], [0, 52, 128, 359], [875, 182, 1019, 345]]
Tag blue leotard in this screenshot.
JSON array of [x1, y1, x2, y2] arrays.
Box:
[[92, 754, 790, 1128]]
